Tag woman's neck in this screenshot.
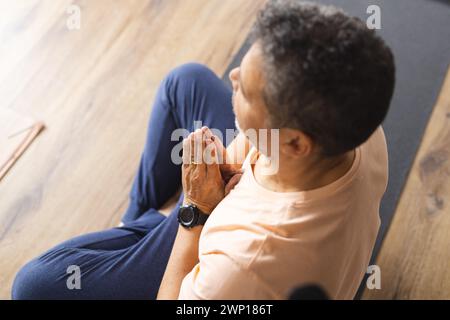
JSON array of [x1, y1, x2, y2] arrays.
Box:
[[253, 149, 356, 193]]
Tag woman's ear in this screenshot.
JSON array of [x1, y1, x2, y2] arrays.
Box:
[[280, 129, 314, 158]]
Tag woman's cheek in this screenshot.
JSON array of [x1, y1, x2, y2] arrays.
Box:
[[234, 97, 246, 125]]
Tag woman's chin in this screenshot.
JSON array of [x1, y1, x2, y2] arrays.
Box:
[[234, 118, 243, 133]]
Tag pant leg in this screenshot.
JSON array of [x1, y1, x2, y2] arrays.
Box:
[[12, 63, 236, 300], [12, 208, 169, 300], [123, 63, 236, 223]]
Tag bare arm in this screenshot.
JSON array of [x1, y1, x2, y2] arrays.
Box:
[[156, 129, 249, 299], [157, 128, 225, 299], [156, 216, 202, 299]]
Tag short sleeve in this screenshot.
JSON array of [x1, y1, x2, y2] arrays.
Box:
[[178, 252, 278, 300]]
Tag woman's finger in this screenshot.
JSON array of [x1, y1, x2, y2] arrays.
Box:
[[221, 164, 243, 182], [182, 133, 193, 165], [225, 173, 243, 195], [202, 126, 226, 164], [206, 144, 222, 179], [193, 129, 206, 174]]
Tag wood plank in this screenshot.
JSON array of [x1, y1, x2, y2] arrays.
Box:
[[363, 67, 450, 299], [0, 0, 266, 299]]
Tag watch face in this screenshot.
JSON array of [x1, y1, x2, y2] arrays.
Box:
[[179, 206, 196, 227]]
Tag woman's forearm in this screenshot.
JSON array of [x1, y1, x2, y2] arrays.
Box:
[[156, 224, 202, 300], [157, 127, 237, 300]]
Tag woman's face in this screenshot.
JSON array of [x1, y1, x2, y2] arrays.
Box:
[[228, 42, 271, 152]]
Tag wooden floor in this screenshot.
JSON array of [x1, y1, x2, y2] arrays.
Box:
[[1, 0, 449, 301], [0, 0, 265, 299], [363, 67, 450, 300]]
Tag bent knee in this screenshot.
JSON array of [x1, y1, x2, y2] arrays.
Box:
[[12, 256, 66, 300], [166, 62, 216, 86]]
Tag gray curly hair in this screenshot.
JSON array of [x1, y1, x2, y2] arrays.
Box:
[[250, 0, 395, 156]]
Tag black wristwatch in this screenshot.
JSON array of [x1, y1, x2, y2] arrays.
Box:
[[177, 204, 209, 229]]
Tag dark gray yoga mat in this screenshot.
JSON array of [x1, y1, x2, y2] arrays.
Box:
[[222, 0, 450, 298]]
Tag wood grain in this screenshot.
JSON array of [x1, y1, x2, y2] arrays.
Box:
[[0, 0, 266, 299], [363, 67, 450, 299]]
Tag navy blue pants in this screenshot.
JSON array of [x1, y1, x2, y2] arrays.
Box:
[[12, 63, 236, 300]]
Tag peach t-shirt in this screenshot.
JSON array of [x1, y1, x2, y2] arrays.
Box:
[[178, 127, 388, 300]]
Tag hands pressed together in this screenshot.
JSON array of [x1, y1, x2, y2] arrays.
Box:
[[181, 126, 243, 214]]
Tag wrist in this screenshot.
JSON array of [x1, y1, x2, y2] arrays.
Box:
[[182, 198, 213, 215]]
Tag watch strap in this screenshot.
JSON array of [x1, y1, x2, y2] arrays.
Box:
[[195, 208, 209, 226]]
